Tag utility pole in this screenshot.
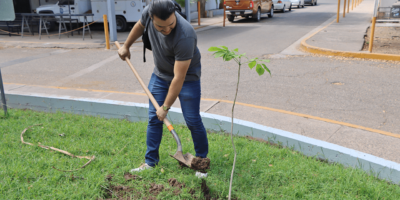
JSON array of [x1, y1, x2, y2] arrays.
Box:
[[185, 0, 191, 23], [107, 0, 117, 41]]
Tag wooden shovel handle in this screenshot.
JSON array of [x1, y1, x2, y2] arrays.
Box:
[[115, 42, 172, 127]]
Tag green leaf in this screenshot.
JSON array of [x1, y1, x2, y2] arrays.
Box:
[[220, 46, 228, 50], [214, 51, 225, 58], [261, 59, 270, 63], [262, 64, 271, 76], [233, 48, 239, 52], [208, 46, 222, 52], [256, 64, 265, 76], [225, 55, 233, 61], [248, 61, 256, 69], [240, 53, 246, 57]]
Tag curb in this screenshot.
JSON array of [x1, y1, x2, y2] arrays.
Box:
[[300, 20, 400, 62], [5, 93, 400, 185]]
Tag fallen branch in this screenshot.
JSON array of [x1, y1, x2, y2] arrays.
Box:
[[52, 156, 95, 172], [21, 124, 96, 172]]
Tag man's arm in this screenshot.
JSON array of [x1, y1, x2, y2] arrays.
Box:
[[156, 59, 191, 121], [118, 20, 145, 60]]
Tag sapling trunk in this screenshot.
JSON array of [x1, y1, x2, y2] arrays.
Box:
[[228, 61, 241, 200]]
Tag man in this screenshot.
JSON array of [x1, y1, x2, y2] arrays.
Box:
[[118, 0, 209, 174]]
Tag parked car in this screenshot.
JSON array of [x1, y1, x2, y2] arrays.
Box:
[[304, 0, 317, 5], [290, 0, 304, 8], [272, 0, 292, 12], [225, 0, 274, 22]]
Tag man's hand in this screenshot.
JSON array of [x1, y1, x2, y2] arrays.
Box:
[[118, 45, 131, 61], [156, 106, 168, 121]]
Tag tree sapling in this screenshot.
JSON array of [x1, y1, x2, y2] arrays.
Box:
[[208, 46, 271, 200]]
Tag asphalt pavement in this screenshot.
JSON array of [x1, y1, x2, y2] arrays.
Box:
[[1, 0, 400, 164]]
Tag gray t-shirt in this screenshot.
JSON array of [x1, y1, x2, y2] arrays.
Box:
[[141, 6, 201, 82]]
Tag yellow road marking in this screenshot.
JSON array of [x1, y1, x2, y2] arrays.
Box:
[[4, 82, 147, 96], [202, 98, 400, 139], [5, 82, 400, 139]]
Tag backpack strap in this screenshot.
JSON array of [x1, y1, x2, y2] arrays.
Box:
[[173, 1, 187, 19], [143, 16, 151, 63]]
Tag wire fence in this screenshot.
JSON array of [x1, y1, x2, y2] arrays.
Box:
[[0, 18, 101, 37]]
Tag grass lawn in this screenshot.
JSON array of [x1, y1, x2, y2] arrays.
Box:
[[1, 108, 400, 199]]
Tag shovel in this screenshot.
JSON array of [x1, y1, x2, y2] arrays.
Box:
[[115, 41, 195, 167]]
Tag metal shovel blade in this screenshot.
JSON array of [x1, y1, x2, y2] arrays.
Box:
[[170, 151, 195, 167]]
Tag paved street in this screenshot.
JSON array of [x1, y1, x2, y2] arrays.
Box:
[[1, 0, 399, 161], [197, 0, 337, 54]]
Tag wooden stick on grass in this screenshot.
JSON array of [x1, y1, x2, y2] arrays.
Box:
[[21, 124, 96, 172]]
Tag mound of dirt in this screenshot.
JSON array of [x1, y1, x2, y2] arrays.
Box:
[[189, 188, 196, 195], [123, 172, 139, 181], [100, 173, 221, 199], [105, 174, 113, 182], [168, 178, 186, 189], [190, 157, 211, 172], [101, 185, 135, 199], [148, 183, 164, 196]]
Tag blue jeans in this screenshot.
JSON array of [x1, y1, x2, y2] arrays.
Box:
[[145, 73, 209, 166]]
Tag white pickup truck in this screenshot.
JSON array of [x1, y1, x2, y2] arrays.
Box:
[[36, 0, 146, 31]]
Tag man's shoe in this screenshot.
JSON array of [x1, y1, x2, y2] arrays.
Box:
[[195, 171, 208, 178], [130, 163, 153, 173]]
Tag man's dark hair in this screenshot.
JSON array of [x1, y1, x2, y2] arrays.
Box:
[[149, 0, 176, 20]]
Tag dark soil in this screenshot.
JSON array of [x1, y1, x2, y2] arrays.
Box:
[[123, 172, 139, 181], [148, 183, 164, 196], [190, 157, 211, 172], [201, 180, 220, 200], [189, 188, 196, 195], [102, 185, 135, 200], [173, 189, 181, 195], [101, 173, 221, 200], [168, 178, 185, 189], [105, 174, 113, 182]]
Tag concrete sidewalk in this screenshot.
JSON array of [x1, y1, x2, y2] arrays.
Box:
[[306, 0, 374, 52], [0, 15, 224, 49], [300, 0, 400, 61]]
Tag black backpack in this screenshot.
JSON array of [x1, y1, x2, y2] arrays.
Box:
[[142, 1, 187, 62]]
